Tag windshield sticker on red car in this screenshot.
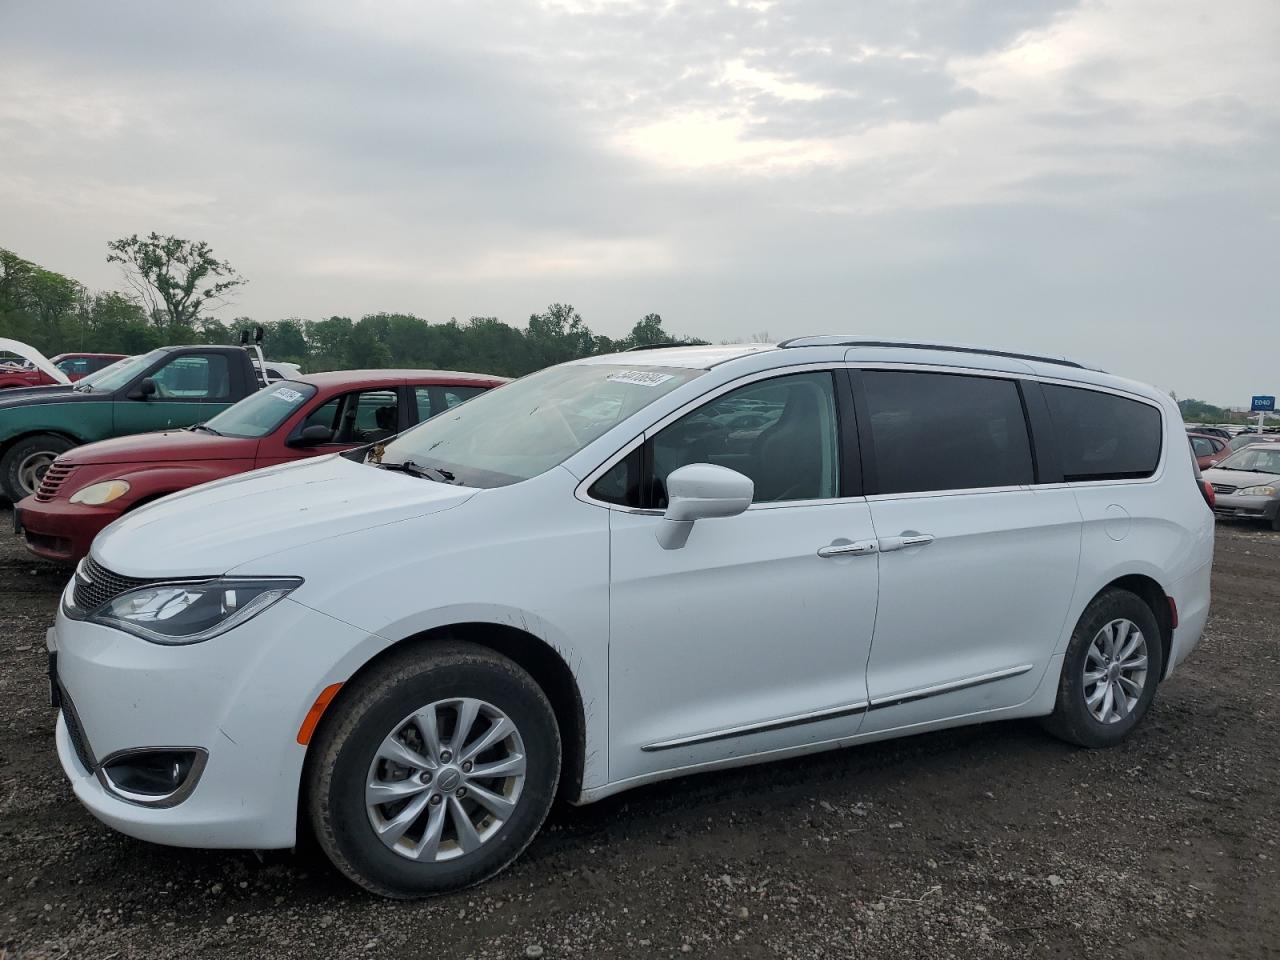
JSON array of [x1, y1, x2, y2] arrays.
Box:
[[606, 370, 674, 387], [271, 386, 304, 402]]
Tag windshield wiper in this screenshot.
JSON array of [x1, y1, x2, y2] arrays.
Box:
[[190, 423, 222, 436], [379, 459, 460, 484]]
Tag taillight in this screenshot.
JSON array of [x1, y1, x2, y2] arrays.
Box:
[[1201, 479, 1215, 509]]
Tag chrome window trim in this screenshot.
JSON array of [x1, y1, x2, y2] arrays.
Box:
[[574, 362, 854, 511]]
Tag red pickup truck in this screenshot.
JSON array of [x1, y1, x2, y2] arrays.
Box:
[[0, 352, 127, 389], [14, 368, 506, 563]]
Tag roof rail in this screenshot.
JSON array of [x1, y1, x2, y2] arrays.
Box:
[[624, 341, 695, 351], [776, 336, 1087, 370]]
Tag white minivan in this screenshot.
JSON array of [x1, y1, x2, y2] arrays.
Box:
[[49, 339, 1214, 897]]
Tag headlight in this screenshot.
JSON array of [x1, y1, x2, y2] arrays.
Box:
[[1237, 485, 1278, 497], [88, 577, 302, 645], [69, 479, 131, 505]]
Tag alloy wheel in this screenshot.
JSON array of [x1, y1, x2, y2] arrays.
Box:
[[17, 450, 54, 497], [365, 697, 527, 862], [1083, 618, 1149, 724]]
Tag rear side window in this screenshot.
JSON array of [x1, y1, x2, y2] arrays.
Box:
[[1043, 385, 1162, 481], [862, 371, 1034, 494]]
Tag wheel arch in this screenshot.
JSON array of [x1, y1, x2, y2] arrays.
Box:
[[306, 622, 588, 803], [1089, 573, 1175, 680], [0, 428, 84, 458]]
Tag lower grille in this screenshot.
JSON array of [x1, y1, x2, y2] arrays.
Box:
[[72, 557, 157, 614], [60, 682, 97, 773]]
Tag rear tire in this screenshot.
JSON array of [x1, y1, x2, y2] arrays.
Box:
[[1, 433, 73, 502], [1041, 589, 1164, 748], [306, 641, 560, 898]]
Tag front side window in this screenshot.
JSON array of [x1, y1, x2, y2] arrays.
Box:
[[589, 371, 841, 507], [205, 381, 318, 438], [1043, 384, 1161, 481], [149, 354, 232, 401], [376, 363, 702, 487], [862, 371, 1034, 494], [1189, 437, 1213, 457], [336, 389, 400, 443]]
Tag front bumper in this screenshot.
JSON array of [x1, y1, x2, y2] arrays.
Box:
[[14, 495, 119, 564], [1212, 493, 1280, 523], [51, 584, 386, 850]]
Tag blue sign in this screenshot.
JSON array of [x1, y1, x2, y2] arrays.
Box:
[[1252, 395, 1276, 413]]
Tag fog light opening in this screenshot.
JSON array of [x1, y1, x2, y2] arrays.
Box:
[[100, 748, 207, 806]]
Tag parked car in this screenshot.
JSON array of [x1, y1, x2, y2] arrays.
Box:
[[1226, 432, 1280, 454], [1185, 424, 1232, 442], [1203, 444, 1280, 531], [14, 369, 506, 563], [1188, 432, 1230, 469], [47, 339, 1212, 897], [0, 344, 276, 501], [0, 352, 128, 389]]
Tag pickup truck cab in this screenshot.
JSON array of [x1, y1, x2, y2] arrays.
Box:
[[0, 344, 266, 502], [15, 369, 506, 563]]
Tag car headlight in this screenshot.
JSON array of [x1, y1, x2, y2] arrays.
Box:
[[1237, 485, 1278, 497], [88, 577, 302, 645], [69, 479, 131, 505]]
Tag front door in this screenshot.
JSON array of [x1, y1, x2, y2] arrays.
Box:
[[604, 369, 879, 783], [852, 368, 1082, 733], [113, 352, 236, 436]]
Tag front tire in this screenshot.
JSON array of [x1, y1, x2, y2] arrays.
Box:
[[1042, 589, 1164, 748], [306, 641, 561, 898], [1, 433, 73, 502]]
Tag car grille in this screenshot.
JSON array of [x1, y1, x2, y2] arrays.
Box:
[[72, 557, 157, 614], [59, 681, 97, 772], [1212, 483, 1237, 495], [35, 463, 76, 501]]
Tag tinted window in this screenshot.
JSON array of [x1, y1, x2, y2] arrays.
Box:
[[1043, 385, 1161, 481], [149, 354, 232, 400], [863, 371, 1033, 494], [1189, 437, 1213, 457], [646, 371, 840, 505]]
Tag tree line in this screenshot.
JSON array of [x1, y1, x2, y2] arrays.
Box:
[[0, 237, 705, 378]]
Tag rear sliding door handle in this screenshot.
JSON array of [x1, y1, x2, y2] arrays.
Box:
[[817, 539, 878, 558], [878, 534, 935, 552]]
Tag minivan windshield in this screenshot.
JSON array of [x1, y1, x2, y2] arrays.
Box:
[[204, 381, 318, 438], [1214, 445, 1280, 475], [373, 362, 702, 487], [75, 350, 162, 392]]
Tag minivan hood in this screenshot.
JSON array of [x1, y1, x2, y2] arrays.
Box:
[[62, 428, 256, 466], [93, 455, 477, 577], [1202, 467, 1280, 489]]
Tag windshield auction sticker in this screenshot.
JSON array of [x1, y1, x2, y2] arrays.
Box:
[[271, 387, 304, 402], [606, 370, 675, 387]]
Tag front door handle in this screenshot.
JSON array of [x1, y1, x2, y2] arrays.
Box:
[[878, 533, 935, 552], [817, 539, 878, 558]]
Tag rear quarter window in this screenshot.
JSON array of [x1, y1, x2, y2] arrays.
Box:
[[1043, 384, 1162, 481]]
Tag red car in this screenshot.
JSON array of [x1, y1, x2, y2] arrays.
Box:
[[1188, 432, 1230, 470], [0, 352, 127, 389], [14, 368, 506, 563]]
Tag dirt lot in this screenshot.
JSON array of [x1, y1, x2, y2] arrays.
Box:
[[0, 511, 1276, 960]]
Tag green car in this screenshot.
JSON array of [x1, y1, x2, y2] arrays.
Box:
[[0, 345, 264, 502]]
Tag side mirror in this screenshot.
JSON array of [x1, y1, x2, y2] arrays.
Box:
[[129, 378, 157, 400], [289, 424, 334, 447], [656, 463, 753, 550]]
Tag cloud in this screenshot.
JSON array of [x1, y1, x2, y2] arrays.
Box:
[[0, 0, 1276, 404]]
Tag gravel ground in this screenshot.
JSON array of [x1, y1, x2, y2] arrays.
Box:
[[1, 510, 1277, 959]]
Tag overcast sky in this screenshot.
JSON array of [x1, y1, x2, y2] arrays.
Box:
[[2, 0, 1277, 405]]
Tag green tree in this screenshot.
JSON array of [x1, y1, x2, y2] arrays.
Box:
[[106, 233, 245, 330]]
